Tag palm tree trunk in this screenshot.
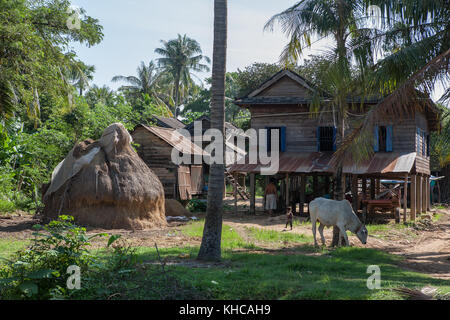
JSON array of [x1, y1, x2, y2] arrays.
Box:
[[174, 72, 181, 116], [197, 0, 227, 261], [331, 114, 346, 246], [331, 14, 348, 246]]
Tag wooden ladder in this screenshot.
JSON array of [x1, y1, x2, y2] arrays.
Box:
[[225, 171, 250, 200]]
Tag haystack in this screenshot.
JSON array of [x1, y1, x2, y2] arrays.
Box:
[[165, 199, 192, 217], [43, 123, 166, 229]]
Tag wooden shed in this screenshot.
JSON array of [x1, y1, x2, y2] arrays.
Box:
[[132, 124, 206, 200]]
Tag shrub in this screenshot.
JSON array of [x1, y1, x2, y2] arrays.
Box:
[[186, 199, 207, 212], [0, 215, 108, 299]]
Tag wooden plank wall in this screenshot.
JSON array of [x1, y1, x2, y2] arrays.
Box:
[[250, 105, 423, 156], [259, 77, 311, 97], [415, 111, 431, 175], [132, 127, 178, 198]]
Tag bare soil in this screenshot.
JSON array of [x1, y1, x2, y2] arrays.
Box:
[[1, 199, 449, 280]]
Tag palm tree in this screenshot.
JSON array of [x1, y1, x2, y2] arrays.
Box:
[[68, 61, 95, 96], [155, 34, 211, 116], [112, 61, 173, 114], [265, 0, 374, 246], [197, 0, 227, 262], [335, 0, 449, 162], [85, 85, 114, 107]]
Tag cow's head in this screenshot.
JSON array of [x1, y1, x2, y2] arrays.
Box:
[[356, 225, 368, 244]]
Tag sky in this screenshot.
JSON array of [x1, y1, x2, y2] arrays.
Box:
[[71, 0, 330, 90], [71, 0, 445, 102]]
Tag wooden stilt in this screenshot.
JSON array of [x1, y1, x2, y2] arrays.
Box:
[[370, 178, 375, 199], [351, 175, 358, 212], [422, 176, 427, 213], [300, 174, 306, 215], [313, 174, 318, 199], [417, 175, 422, 216], [233, 173, 237, 214], [285, 173, 290, 210], [426, 176, 431, 211], [362, 177, 367, 199], [263, 176, 269, 213], [411, 174, 416, 221], [250, 173, 255, 214], [403, 174, 408, 223]]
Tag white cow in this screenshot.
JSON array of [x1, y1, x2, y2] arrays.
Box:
[[309, 197, 368, 246]]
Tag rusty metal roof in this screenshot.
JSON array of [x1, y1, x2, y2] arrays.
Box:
[[342, 152, 416, 174], [138, 125, 205, 156], [228, 152, 417, 175], [151, 115, 185, 129]]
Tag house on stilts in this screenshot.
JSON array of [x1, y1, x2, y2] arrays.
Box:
[[228, 69, 441, 222]]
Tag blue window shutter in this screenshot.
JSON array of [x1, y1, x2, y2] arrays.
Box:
[[416, 128, 420, 154], [265, 126, 270, 152], [317, 127, 321, 151], [280, 126, 286, 152], [374, 126, 379, 152], [332, 127, 337, 151], [386, 125, 393, 152], [422, 131, 426, 156], [426, 134, 430, 156]]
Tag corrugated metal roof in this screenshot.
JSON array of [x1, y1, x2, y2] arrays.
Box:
[[229, 152, 416, 175], [152, 115, 185, 129], [139, 125, 205, 156], [342, 152, 416, 174]]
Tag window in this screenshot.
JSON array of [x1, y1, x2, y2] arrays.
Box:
[[266, 126, 286, 152], [317, 127, 336, 152], [374, 125, 393, 152], [416, 128, 429, 157]]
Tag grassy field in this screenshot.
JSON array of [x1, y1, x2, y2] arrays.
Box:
[[0, 239, 29, 260], [0, 219, 449, 300]]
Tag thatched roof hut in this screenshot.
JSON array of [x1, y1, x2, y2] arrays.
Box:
[[43, 123, 166, 229]]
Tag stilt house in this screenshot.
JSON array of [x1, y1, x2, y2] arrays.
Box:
[[228, 69, 441, 221]]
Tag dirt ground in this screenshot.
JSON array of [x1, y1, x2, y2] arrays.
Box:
[[1, 198, 449, 280]]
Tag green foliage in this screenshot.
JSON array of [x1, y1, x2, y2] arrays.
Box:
[[186, 199, 207, 212], [0, 215, 134, 300], [234, 63, 281, 97], [0, 0, 103, 124], [0, 216, 107, 299]]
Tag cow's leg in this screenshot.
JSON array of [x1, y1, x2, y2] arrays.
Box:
[[312, 219, 318, 246], [337, 225, 349, 246], [318, 223, 326, 245]]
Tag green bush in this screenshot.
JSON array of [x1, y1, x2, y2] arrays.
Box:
[[186, 199, 207, 212], [0, 215, 108, 299]]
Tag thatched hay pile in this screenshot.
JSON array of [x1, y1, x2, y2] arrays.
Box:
[[43, 123, 166, 229], [165, 199, 192, 217]]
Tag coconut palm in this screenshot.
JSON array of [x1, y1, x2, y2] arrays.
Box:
[[335, 0, 449, 162], [112, 61, 173, 115], [68, 61, 95, 96], [265, 0, 375, 246], [85, 85, 114, 107], [155, 34, 211, 116], [197, 0, 227, 262]]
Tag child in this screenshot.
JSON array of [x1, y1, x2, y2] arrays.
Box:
[[285, 206, 293, 230]]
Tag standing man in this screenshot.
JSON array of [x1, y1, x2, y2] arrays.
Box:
[[265, 179, 277, 215]]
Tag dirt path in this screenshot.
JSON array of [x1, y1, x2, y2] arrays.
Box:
[[221, 207, 450, 280], [1, 204, 449, 279]]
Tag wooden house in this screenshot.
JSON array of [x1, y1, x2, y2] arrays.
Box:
[[229, 69, 441, 221], [132, 125, 205, 200]]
